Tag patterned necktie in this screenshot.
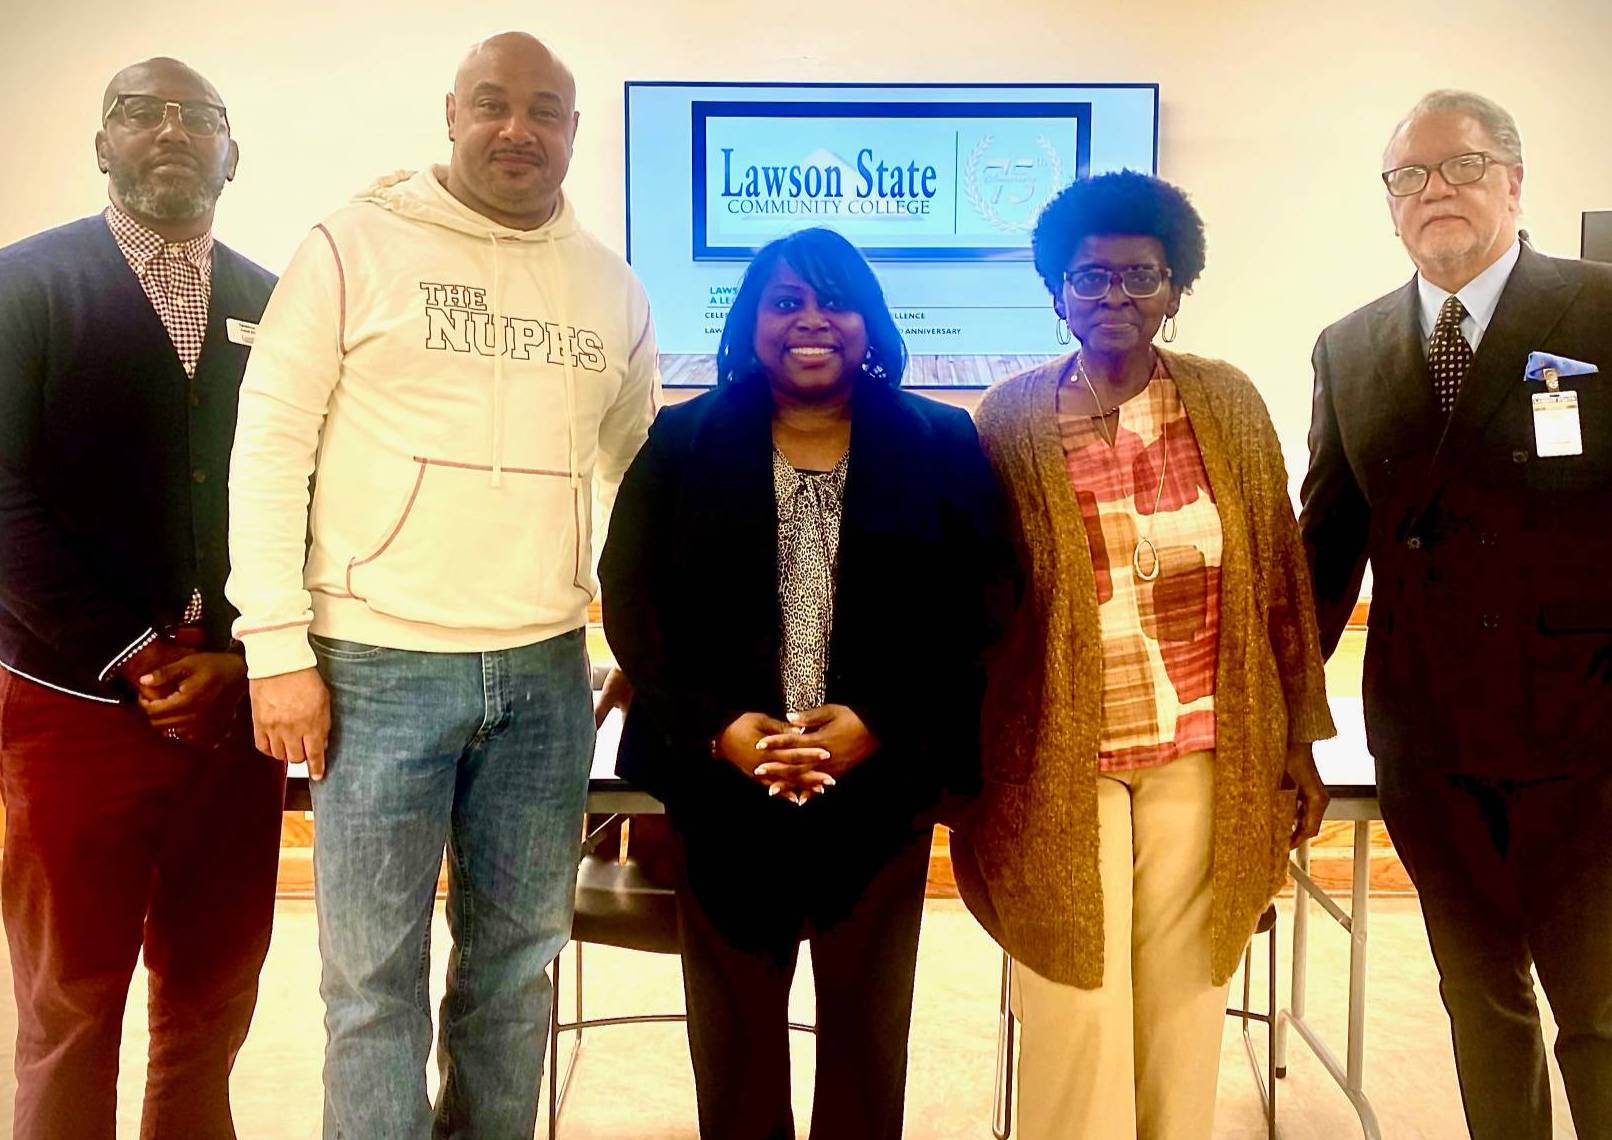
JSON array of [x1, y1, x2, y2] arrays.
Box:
[[1428, 295, 1473, 414]]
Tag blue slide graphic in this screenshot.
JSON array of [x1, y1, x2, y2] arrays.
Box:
[[627, 82, 1157, 370]]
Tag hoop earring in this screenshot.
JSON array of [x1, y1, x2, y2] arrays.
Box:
[[1161, 315, 1178, 344], [1055, 317, 1072, 346]]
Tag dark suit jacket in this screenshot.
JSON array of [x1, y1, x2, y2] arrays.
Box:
[[599, 377, 1009, 938], [1301, 246, 1612, 777]]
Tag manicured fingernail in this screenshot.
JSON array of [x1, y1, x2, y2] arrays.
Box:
[[139, 674, 154, 685], [787, 712, 805, 724], [754, 764, 771, 776], [755, 740, 767, 750], [814, 750, 830, 760], [821, 776, 836, 787], [768, 784, 781, 797]]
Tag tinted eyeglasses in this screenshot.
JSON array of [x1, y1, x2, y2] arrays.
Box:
[[1381, 151, 1497, 197], [104, 95, 229, 138], [1062, 265, 1171, 301]]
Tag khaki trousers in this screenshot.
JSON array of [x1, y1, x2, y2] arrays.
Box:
[[1012, 750, 1232, 1140]]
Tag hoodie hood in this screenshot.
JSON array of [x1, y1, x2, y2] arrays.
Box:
[[353, 167, 581, 243]]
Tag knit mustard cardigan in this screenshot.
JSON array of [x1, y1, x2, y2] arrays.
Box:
[[952, 349, 1336, 989]]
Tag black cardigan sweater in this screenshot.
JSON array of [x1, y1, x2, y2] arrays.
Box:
[[0, 216, 276, 700]]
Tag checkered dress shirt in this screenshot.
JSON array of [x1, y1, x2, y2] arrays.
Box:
[[104, 203, 213, 378], [97, 205, 213, 681]]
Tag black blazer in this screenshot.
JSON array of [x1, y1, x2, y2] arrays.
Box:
[[600, 378, 1010, 830], [1301, 246, 1612, 776]]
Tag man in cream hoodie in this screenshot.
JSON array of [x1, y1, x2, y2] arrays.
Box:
[[226, 33, 658, 1139]]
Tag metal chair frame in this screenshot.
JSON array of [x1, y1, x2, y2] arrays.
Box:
[[1226, 905, 1281, 1139]]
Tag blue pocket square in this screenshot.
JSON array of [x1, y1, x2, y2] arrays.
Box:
[[1525, 351, 1598, 380]]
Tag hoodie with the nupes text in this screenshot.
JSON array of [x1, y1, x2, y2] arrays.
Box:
[[227, 168, 661, 678]]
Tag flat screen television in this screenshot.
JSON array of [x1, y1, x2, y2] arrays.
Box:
[[624, 82, 1159, 387]]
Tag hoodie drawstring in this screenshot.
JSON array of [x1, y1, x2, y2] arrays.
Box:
[[357, 171, 582, 504], [487, 233, 506, 488]]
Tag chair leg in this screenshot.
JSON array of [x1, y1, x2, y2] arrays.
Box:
[[1266, 919, 1279, 1140], [1232, 914, 1280, 1138], [544, 941, 590, 1139], [992, 951, 1015, 1140], [1242, 943, 1254, 1030], [554, 943, 584, 1117], [574, 937, 584, 1047], [548, 949, 561, 1139]]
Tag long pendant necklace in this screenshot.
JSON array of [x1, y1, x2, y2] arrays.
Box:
[[1075, 353, 1169, 583]]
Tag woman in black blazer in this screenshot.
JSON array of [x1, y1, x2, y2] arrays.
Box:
[[600, 227, 1006, 1140]]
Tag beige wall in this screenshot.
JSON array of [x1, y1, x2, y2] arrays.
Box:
[[5, 0, 1610, 466]]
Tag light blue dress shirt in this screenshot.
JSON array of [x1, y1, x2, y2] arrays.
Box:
[[1416, 238, 1522, 354]]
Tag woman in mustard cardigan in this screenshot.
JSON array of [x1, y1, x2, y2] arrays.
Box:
[[952, 171, 1336, 1140]]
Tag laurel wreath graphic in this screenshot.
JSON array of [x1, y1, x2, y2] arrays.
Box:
[[961, 134, 1064, 234]]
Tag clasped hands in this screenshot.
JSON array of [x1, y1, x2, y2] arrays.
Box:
[[117, 639, 247, 749], [713, 704, 878, 805]]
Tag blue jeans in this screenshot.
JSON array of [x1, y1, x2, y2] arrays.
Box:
[[308, 630, 593, 1140]]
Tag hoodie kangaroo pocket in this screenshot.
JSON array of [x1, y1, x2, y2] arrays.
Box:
[[345, 457, 585, 629]]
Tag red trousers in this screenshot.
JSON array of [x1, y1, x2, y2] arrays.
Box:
[[0, 669, 286, 1140]]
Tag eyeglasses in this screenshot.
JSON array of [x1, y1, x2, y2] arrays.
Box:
[[1381, 151, 1497, 198], [1062, 265, 1171, 301], [104, 95, 229, 138]]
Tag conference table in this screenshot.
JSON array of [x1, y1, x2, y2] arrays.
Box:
[[1280, 694, 1383, 1139], [584, 707, 660, 815]]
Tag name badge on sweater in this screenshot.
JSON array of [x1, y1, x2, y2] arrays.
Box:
[[225, 318, 258, 347]]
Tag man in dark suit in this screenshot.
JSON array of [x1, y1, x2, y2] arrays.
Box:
[[0, 58, 282, 1139], [1302, 89, 1612, 1140]]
